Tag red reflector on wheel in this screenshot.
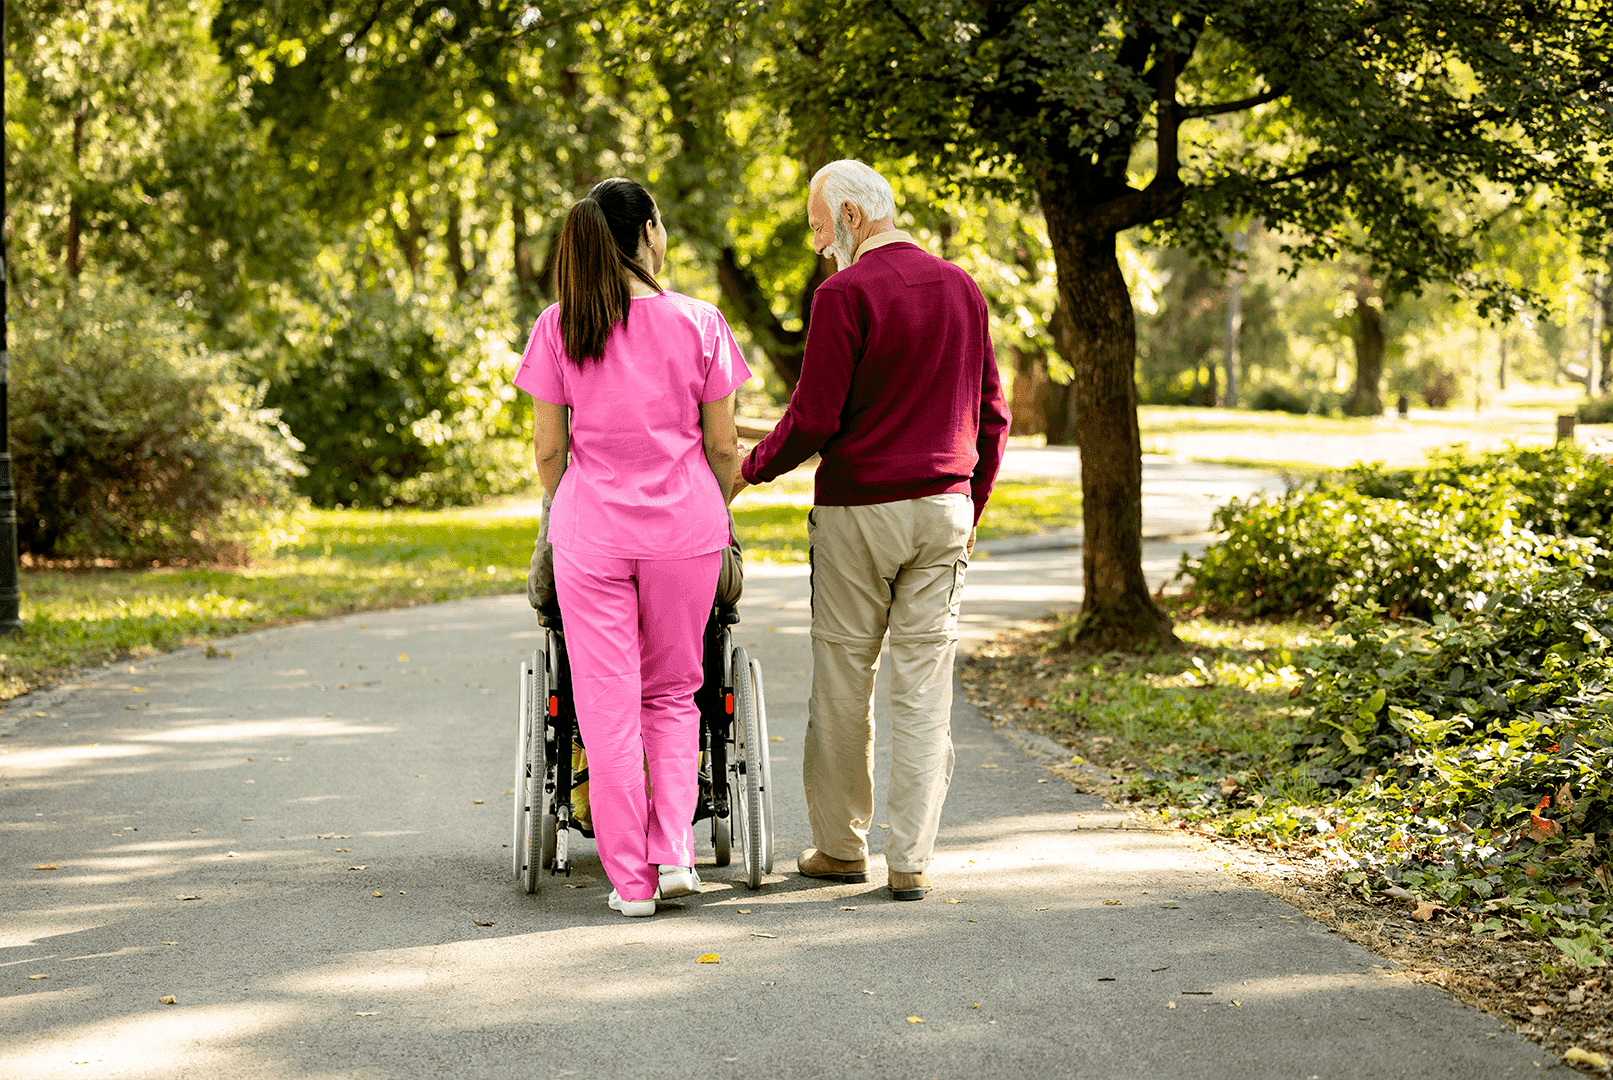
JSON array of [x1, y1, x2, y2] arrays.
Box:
[[548, 696, 558, 717], [725, 692, 734, 714]]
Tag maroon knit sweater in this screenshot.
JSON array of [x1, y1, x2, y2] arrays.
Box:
[[740, 241, 1011, 524]]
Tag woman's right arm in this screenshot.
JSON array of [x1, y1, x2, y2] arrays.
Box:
[[700, 392, 741, 504], [533, 398, 569, 500]]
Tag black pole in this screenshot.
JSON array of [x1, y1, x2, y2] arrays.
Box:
[[0, 16, 23, 634]]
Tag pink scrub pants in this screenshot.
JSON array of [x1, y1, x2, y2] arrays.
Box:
[[552, 545, 722, 903]]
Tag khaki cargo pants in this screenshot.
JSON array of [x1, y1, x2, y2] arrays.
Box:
[[804, 493, 972, 874]]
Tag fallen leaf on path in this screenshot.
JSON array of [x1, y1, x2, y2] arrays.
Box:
[[473, 920, 496, 927], [1564, 1048, 1608, 1068], [473, 800, 485, 805], [242, 818, 255, 822], [348, 866, 368, 871], [397, 653, 409, 662], [372, 892, 384, 898], [749, 932, 777, 939], [839, 906, 858, 911], [175, 895, 200, 901], [737, 909, 751, 914], [159, 996, 177, 1005], [355, 1012, 378, 1017], [877, 823, 890, 829], [1035, 906, 1051, 911], [1104, 899, 1123, 906], [862, 990, 874, 995], [1409, 901, 1438, 922], [761, 981, 776, 986], [225, 852, 240, 858], [27, 974, 47, 980], [945, 898, 962, 904], [980, 763, 998, 769], [190, 829, 201, 834], [697, 953, 720, 964], [971, 1003, 981, 1009], [162, 942, 178, 946], [502, 789, 515, 796], [906, 1016, 924, 1024], [124, 705, 137, 710], [770, 736, 784, 742], [1230, 1000, 1242, 1007], [1166, 1002, 1176, 1009], [33, 864, 57, 870]]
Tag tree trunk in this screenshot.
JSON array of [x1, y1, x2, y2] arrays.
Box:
[[445, 193, 470, 291], [1347, 280, 1385, 416], [512, 202, 542, 325], [67, 98, 86, 279], [1223, 228, 1244, 408], [1008, 346, 1046, 436], [1041, 200, 1178, 652]]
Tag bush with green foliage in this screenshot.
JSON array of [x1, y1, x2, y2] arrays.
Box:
[[1282, 577, 1612, 961], [1577, 395, 1613, 424], [9, 277, 303, 564], [1180, 444, 1613, 618], [261, 289, 530, 509]]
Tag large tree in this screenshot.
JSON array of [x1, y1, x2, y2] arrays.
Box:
[[755, 0, 1613, 650]]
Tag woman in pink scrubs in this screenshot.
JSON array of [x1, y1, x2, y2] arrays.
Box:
[[513, 178, 750, 918]]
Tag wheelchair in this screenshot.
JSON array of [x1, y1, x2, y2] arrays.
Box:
[[512, 594, 774, 894]]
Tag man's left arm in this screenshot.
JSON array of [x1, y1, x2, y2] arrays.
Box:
[[970, 302, 1012, 530]]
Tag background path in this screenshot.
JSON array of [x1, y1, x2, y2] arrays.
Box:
[[0, 460, 1552, 1079]]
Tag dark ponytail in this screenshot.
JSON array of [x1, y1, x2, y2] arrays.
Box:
[[556, 178, 662, 364]]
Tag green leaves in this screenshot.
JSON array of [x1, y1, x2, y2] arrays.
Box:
[[1180, 443, 1613, 620]]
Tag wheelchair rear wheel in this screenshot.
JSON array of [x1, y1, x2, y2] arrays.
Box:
[[514, 650, 546, 893], [731, 646, 766, 889], [749, 656, 774, 874]]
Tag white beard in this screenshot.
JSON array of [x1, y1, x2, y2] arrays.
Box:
[[829, 213, 857, 270]]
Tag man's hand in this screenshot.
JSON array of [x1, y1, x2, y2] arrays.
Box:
[[966, 526, 976, 556], [728, 440, 751, 502]]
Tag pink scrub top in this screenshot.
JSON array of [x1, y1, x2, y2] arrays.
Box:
[[514, 291, 751, 560]]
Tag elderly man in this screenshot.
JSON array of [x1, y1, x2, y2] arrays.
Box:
[[732, 159, 1010, 901]]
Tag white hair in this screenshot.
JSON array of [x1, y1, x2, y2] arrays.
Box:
[[811, 159, 895, 225]]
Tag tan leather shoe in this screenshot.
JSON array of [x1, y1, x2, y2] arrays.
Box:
[[797, 847, 869, 883], [888, 870, 931, 901]]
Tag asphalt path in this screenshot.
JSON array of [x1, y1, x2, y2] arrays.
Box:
[[1, 460, 1551, 1079]]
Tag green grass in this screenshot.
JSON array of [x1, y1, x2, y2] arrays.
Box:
[[0, 478, 1080, 702], [1031, 615, 1324, 780]]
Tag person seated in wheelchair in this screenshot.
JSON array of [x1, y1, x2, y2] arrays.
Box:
[[526, 498, 744, 844]]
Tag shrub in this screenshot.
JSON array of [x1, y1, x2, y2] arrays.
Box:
[[1179, 444, 1613, 618], [1577, 395, 1613, 424], [10, 278, 303, 564], [1246, 384, 1310, 414], [1283, 575, 1613, 945], [263, 289, 530, 509]]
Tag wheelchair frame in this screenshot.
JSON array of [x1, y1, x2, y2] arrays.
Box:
[[513, 607, 773, 894]]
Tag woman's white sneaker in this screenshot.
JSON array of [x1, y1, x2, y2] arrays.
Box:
[[607, 890, 655, 917], [657, 866, 702, 899]]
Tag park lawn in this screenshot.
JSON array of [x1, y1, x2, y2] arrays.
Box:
[[0, 478, 1079, 703]]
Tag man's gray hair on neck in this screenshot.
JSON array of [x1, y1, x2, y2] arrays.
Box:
[[812, 159, 895, 225]]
